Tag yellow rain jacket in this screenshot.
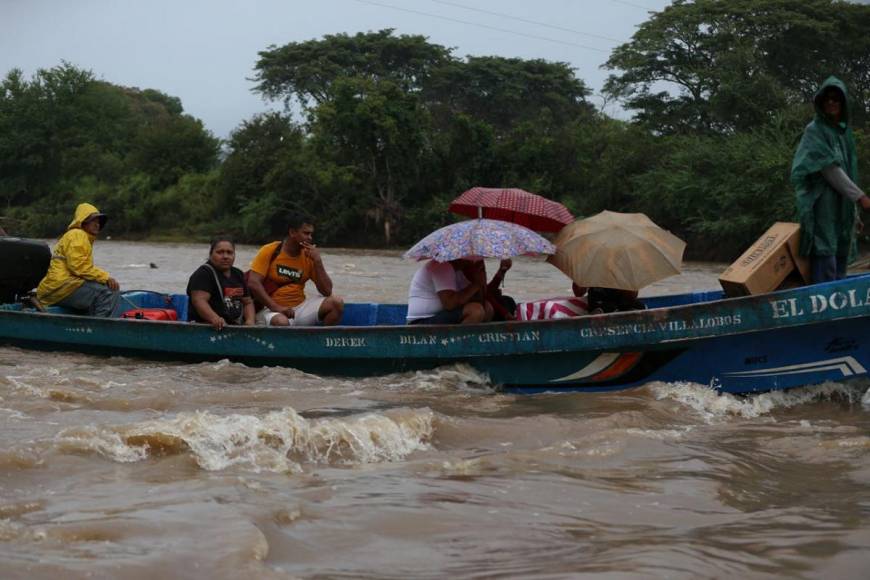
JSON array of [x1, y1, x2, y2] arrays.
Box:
[[36, 203, 111, 305]]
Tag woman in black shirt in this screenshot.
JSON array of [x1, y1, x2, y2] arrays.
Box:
[[187, 237, 255, 330]]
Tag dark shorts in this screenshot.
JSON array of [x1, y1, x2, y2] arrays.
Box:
[[408, 308, 463, 325]]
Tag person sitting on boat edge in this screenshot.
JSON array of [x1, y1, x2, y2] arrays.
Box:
[[187, 236, 255, 331], [246, 212, 344, 326], [406, 258, 504, 325], [36, 203, 121, 317], [792, 76, 870, 283]]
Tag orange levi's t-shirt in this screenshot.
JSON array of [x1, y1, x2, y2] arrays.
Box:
[[249, 241, 317, 308]]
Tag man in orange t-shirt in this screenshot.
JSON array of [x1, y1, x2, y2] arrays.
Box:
[[247, 213, 344, 326]]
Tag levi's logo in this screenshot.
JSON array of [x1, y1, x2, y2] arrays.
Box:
[[276, 265, 302, 282]]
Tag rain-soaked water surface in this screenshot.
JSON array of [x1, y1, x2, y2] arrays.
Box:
[[2, 241, 869, 579]]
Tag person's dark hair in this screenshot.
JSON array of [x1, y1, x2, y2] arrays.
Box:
[[588, 287, 644, 313], [83, 213, 108, 229], [287, 211, 313, 231], [209, 236, 235, 253], [497, 294, 517, 316]]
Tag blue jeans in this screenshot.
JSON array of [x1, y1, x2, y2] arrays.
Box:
[[56, 281, 121, 317], [811, 255, 847, 284]]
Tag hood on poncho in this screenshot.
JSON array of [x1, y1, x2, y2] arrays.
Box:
[[68, 203, 107, 231], [812, 75, 851, 128]]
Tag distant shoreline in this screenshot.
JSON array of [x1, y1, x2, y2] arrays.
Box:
[[21, 235, 870, 269]]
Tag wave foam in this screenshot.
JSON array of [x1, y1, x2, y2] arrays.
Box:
[[650, 381, 868, 420], [3, 367, 123, 400], [0, 450, 45, 470], [54, 407, 434, 472], [0, 519, 47, 543], [54, 427, 150, 463], [385, 364, 494, 393], [0, 407, 27, 421]]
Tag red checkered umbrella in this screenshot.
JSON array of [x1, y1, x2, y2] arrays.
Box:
[[448, 187, 574, 233]]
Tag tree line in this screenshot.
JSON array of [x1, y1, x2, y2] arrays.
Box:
[[1, 0, 867, 260]]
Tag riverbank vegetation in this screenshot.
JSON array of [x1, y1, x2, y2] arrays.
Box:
[[1, 0, 867, 260]]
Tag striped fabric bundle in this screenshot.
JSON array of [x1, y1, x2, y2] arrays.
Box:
[[516, 297, 588, 321]]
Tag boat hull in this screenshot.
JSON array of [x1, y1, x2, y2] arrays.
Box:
[[2, 276, 870, 394]]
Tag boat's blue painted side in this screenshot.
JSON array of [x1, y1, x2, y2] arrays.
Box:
[[2, 275, 870, 394]]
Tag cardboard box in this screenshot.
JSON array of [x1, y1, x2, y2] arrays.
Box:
[[719, 222, 811, 297]]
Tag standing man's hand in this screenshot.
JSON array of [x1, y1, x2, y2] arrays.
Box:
[[106, 277, 120, 291], [860, 196, 870, 211]]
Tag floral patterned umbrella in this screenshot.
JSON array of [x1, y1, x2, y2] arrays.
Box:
[[404, 219, 555, 262]]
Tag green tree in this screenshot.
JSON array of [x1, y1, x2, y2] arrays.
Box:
[[253, 29, 452, 110], [604, 0, 870, 133], [310, 77, 433, 245], [220, 112, 303, 210], [629, 118, 798, 259], [0, 62, 220, 236], [219, 112, 308, 237], [220, 112, 358, 243], [560, 116, 661, 217], [425, 56, 594, 135], [127, 113, 219, 189], [0, 63, 95, 208], [251, 30, 603, 246], [149, 170, 223, 237]]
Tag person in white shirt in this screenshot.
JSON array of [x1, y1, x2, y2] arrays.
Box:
[[406, 259, 490, 325]]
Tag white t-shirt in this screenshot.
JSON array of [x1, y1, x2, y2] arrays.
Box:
[[406, 261, 470, 321]]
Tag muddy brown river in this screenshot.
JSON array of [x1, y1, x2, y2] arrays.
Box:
[[1, 241, 868, 579]]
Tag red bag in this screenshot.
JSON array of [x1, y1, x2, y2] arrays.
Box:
[[121, 308, 179, 321]]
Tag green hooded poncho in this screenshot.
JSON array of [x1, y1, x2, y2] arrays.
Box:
[[792, 76, 860, 258]]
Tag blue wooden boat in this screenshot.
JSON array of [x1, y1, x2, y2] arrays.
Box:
[[2, 272, 870, 394]]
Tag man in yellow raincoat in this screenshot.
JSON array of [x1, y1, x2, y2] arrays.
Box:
[[37, 203, 121, 317]]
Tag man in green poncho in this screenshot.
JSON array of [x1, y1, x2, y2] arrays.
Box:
[[792, 76, 870, 283]]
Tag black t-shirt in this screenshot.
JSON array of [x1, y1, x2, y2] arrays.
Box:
[[186, 264, 249, 324]]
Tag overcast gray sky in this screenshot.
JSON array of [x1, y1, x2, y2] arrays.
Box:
[[2, 0, 672, 138]]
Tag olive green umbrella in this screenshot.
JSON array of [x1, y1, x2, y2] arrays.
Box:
[[548, 210, 686, 291]]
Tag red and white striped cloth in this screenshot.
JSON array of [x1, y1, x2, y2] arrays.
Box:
[[516, 296, 588, 320]]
